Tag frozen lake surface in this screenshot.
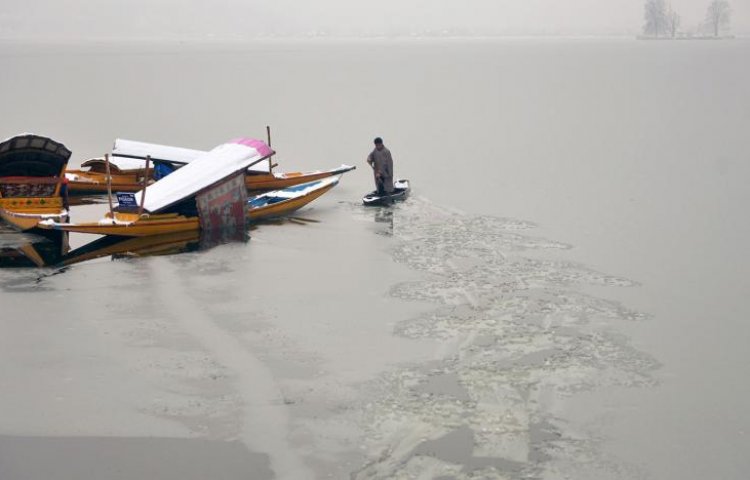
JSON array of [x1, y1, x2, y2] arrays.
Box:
[[1, 38, 749, 479]]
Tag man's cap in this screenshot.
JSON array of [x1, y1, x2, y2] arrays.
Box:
[[374, 137, 383, 145]]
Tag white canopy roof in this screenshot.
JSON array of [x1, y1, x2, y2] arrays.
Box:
[[133, 138, 273, 213], [112, 138, 205, 165], [112, 138, 273, 173]]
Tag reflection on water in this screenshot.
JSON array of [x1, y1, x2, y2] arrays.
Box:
[[0, 207, 328, 270], [250, 215, 321, 228], [63, 228, 249, 267], [63, 230, 203, 265], [0, 225, 70, 268], [0, 226, 249, 270], [372, 208, 394, 236]]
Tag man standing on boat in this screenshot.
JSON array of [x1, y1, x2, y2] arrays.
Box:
[[366, 137, 394, 196]]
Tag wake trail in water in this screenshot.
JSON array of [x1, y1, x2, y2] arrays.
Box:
[[350, 197, 658, 480]]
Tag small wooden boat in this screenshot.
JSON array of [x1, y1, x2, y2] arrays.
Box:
[[65, 157, 152, 194], [65, 139, 203, 194], [248, 175, 341, 221], [363, 179, 410, 206], [65, 138, 355, 194], [0, 134, 71, 231], [245, 164, 355, 191]]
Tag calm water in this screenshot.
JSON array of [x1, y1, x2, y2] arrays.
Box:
[[1, 38, 749, 479]]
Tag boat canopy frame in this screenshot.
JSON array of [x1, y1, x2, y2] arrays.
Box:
[[0, 134, 71, 178]]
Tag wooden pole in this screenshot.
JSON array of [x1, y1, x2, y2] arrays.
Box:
[[266, 125, 273, 172], [104, 153, 115, 221], [139, 155, 150, 217]]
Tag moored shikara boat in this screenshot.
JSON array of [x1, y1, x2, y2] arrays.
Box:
[[245, 164, 355, 191], [0, 134, 72, 231], [64, 139, 202, 194], [66, 137, 224, 194], [65, 138, 355, 194], [248, 175, 342, 221], [65, 157, 152, 194]]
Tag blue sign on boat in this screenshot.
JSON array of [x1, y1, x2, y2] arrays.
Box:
[[116, 192, 138, 208]]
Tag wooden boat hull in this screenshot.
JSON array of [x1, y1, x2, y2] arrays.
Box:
[[65, 158, 152, 194], [66, 171, 148, 194], [248, 176, 340, 221], [363, 179, 410, 206], [246, 165, 354, 191], [65, 165, 355, 194], [0, 198, 67, 231], [38, 213, 200, 237]]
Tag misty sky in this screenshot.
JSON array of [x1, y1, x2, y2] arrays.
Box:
[[1, 0, 748, 39]]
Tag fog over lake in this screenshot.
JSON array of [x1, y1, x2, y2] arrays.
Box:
[[1, 34, 749, 480], [1, 0, 749, 37]]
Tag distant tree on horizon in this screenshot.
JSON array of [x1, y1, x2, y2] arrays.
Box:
[[667, 4, 681, 37], [643, 0, 668, 37], [705, 0, 731, 37]]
